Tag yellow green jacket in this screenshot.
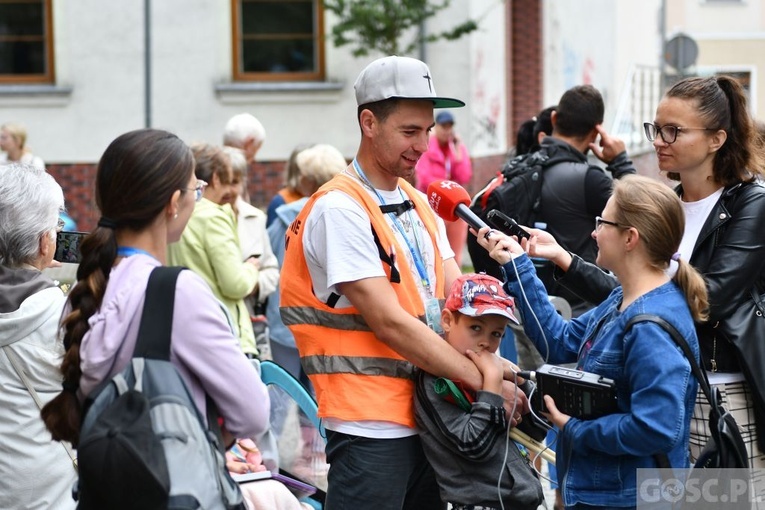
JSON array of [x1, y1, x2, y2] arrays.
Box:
[[168, 198, 259, 354]]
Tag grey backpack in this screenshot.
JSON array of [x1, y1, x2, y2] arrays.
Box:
[[76, 267, 246, 510]]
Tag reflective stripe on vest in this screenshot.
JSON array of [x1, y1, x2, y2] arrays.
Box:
[[281, 305, 432, 331], [279, 174, 446, 426], [301, 354, 415, 380]]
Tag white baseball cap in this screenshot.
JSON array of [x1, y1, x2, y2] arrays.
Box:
[[354, 56, 465, 109]]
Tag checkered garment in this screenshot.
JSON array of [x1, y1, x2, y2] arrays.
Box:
[[689, 381, 765, 506]]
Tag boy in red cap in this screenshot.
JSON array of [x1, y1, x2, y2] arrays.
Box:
[[414, 273, 543, 510]]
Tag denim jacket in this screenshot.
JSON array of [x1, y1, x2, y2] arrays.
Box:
[[503, 255, 699, 508]]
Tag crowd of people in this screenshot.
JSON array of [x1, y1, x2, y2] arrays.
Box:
[[2, 53, 765, 510]]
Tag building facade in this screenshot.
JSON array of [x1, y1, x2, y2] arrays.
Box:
[[2, 1, 762, 230]]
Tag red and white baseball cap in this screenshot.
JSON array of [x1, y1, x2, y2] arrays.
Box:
[[445, 273, 519, 324]]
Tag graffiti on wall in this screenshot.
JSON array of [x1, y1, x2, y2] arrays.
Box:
[[471, 48, 501, 152], [562, 43, 596, 90]]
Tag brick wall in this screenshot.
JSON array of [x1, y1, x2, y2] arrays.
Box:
[[508, 0, 543, 147], [49, 151, 667, 233], [48, 160, 289, 232], [49, 154, 510, 232], [246, 160, 286, 211], [469, 154, 507, 195], [47, 163, 99, 232]]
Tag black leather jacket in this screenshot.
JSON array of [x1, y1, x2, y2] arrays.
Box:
[[688, 181, 765, 371], [553, 180, 765, 371]]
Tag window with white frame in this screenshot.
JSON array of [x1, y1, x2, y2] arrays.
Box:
[[0, 0, 54, 83], [232, 0, 325, 82]]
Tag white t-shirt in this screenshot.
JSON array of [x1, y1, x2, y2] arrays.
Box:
[[667, 188, 723, 278], [303, 181, 454, 438], [671, 188, 744, 384]]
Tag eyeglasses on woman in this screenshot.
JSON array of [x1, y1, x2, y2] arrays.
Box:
[[643, 123, 716, 145], [183, 180, 207, 202]]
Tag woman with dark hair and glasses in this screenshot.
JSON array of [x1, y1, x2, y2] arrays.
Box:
[[478, 174, 708, 510], [524, 76, 765, 479], [647, 75, 765, 474], [41, 130, 270, 503]]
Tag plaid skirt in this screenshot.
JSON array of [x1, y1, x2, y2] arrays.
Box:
[[690, 380, 765, 506]]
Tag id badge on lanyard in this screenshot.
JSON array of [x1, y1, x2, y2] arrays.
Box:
[[425, 296, 443, 335]]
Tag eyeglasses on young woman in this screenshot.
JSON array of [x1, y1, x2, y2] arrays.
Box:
[[595, 216, 629, 232], [643, 123, 716, 145]]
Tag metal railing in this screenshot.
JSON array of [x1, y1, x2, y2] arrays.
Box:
[[611, 64, 662, 155]]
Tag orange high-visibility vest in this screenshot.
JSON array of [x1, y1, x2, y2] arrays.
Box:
[[280, 173, 445, 427]]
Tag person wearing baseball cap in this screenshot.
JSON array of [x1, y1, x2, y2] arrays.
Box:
[[443, 273, 519, 323], [415, 108, 473, 266], [414, 273, 544, 510], [280, 56, 528, 509]]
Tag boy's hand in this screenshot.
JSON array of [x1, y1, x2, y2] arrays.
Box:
[[466, 349, 503, 394]]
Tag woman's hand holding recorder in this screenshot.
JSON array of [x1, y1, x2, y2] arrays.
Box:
[[475, 226, 524, 264], [475, 226, 574, 428], [542, 395, 571, 430]]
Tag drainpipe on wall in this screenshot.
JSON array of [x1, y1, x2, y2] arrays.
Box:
[[418, 20, 427, 63], [144, 0, 152, 128], [659, 0, 666, 93]]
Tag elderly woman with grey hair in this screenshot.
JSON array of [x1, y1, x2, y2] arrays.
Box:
[[0, 163, 76, 509]]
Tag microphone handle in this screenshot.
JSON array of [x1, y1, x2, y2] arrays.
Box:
[[454, 203, 489, 232]]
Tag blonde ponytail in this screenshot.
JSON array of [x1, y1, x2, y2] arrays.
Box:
[[673, 258, 709, 323]]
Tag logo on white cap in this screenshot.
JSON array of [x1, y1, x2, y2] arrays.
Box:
[[354, 56, 465, 109]]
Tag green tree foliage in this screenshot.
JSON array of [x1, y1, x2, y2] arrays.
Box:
[[324, 0, 478, 57]]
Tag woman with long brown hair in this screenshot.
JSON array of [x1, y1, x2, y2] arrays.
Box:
[[41, 129, 269, 501]]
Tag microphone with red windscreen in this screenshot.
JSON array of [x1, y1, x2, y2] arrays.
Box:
[[426, 180, 489, 232]]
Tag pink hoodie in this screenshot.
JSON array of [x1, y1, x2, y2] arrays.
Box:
[[415, 135, 473, 193], [78, 254, 269, 438]]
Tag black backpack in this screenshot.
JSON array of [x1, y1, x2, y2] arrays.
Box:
[[467, 150, 552, 279], [76, 267, 246, 510]]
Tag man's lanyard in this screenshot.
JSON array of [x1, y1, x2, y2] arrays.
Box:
[[352, 159, 432, 295]]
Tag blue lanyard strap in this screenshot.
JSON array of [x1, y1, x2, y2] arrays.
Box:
[[351, 159, 431, 294], [117, 246, 157, 260]]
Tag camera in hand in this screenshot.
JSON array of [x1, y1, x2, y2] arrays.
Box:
[[531, 364, 618, 420], [54, 231, 87, 264], [486, 209, 531, 241]]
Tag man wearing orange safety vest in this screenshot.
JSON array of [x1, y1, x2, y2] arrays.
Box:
[[280, 56, 529, 510]]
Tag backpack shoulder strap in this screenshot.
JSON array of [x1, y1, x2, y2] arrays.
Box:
[[626, 313, 711, 470], [133, 267, 229, 450], [625, 314, 713, 404], [133, 266, 185, 361]]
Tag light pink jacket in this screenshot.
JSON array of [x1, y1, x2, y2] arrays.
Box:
[[415, 136, 473, 192], [79, 254, 269, 438]]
